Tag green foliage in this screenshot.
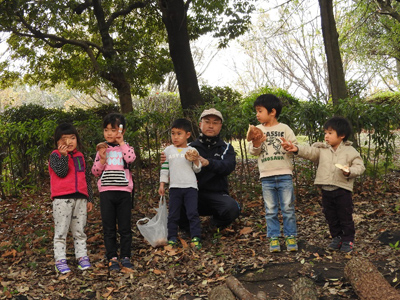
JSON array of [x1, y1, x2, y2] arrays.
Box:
[[1, 87, 399, 199], [389, 240, 400, 251]]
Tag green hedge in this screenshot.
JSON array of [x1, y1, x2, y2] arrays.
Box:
[[0, 89, 399, 199]]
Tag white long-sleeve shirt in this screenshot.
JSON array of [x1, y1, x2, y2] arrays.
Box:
[[160, 145, 201, 189]]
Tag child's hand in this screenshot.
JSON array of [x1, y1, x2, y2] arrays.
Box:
[[280, 137, 298, 152], [185, 149, 199, 162], [158, 184, 165, 196], [335, 164, 350, 176], [58, 143, 68, 156], [252, 135, 266, 148], [87, 202, 93, 212], [98, 147, 107, 164], [247, 125, 266, 147], [115, 131, 125, 146]]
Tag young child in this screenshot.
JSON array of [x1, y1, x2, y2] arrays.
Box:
[[49, 123, 93, 274], [92, 113, 136, 271], [248, 94, 298, 252], [281, 116, 365, 253], [159, 118, 202, 250]]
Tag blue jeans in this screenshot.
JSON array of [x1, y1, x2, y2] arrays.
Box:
[[261, 175, 297, 238]]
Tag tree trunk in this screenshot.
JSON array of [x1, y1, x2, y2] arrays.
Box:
[[92, 0, 133, 114], [159, 0, 204, 113], [292, 277, 319, 300], [208, 284, 236, 300], [225, 276, 259, 300], [344, 257, 400, 300], [318, 0, 348, 106]]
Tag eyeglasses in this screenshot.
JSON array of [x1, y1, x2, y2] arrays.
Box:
[[202, 120, 222, 126]]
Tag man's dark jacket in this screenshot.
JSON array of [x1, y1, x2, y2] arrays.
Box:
[[190, 138, 236, 194]]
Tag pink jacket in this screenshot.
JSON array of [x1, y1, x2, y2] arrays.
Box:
[[92, 143, 136, 193]]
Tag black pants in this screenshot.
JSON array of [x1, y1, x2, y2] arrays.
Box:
[[168, 188, 201, 240], [100, 191, 132, 260], [180, 191, 240, 229], [322, 188, 355, 242]]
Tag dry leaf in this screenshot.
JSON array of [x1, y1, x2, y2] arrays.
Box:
[[239, 227, 253, 236]]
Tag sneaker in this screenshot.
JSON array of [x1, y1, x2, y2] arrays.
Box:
[[191, 237, 202, 250], [55, 259, 71, 274], [108, 257, 120, 271], [340, 241, 354, 253], [285, 236, 298, 252], [327, 236, 342, 251], [78, 256, 91, 270], [167, 239, 177, 247], [269, 237, 281, 252], [120, 257, 133, 269]]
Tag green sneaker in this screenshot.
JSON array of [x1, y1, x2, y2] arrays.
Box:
[[191, 237, 202, 250], [285, 236, 298, 252], [269, 237, 281, 252], [167, 240, 177, 247]]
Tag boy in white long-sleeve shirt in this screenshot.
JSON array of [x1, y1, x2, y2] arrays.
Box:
[[159, 118, 202, 249]]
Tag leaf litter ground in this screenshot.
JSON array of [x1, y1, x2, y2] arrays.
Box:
[[1, 161, 400, 299]]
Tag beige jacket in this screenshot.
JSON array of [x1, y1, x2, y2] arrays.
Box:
[[297, 141, 365, 192]]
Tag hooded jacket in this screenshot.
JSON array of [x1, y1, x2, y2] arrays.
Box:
[[297, 141, 365, 192]]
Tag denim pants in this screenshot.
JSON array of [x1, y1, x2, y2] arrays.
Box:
[[100, 191, 132, 260], [261, 175, 297, 238]]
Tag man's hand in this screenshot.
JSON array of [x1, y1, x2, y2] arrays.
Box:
[[280, 137, 298, 152], [160, 152, 166, 164], [199, 156, 209, 167]]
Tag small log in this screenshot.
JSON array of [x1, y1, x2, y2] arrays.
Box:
[[208, 284, 236, 300], [292, 277, 318, 300], [344, 257, 400, 300], [225, 276, 259, 300]]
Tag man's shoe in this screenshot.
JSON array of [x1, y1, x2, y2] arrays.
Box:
[[327, 236, 342, 251], [55, 259, 71, 274], [78, 256, 91, 270], [108, 257, 120, 271], [340, 241, 354, 253], [191, 237, 202, 250], [285, 236, 298, 252], [269, 237, 281, 253], [120, 257, 134, 269]]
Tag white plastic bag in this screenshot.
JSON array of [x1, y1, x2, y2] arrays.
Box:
[[136, 196, 168, 247]]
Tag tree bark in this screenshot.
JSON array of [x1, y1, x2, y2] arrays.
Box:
[[292, 277, 319, 300], [225, 276, 259, 300], [318, 0, 348, 106], [208, 284, 236, 300], [344, 257, 400, 300], [158, 0, 204, 113]]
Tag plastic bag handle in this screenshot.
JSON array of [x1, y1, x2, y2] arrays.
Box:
[[136, 217, 151, 225]]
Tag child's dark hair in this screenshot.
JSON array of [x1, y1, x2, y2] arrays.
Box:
[[54, 123, 82, 149], [103, 113, 126, 129], [253, 94, 283, 118], [171, 118, 192, 133], [324, 116, 352, 142]]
